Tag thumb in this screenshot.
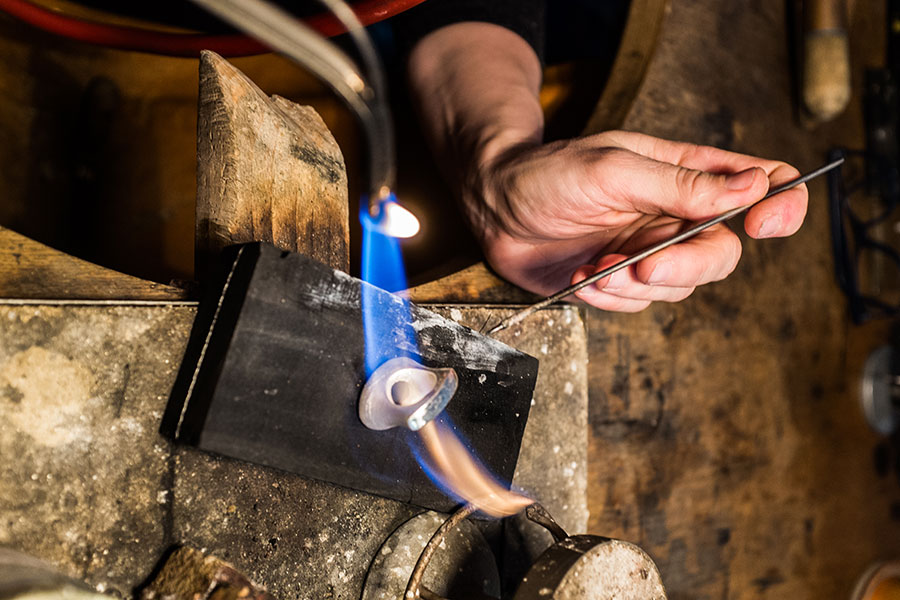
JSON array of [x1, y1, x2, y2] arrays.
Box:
[[600, 151, 770, 221]]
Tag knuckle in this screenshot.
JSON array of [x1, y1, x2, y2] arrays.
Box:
[[673, 166, 706, 202]]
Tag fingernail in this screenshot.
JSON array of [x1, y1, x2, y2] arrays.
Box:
[[725, 168, 758, 191], [757, 214, 782, 238], [599, 270, 627, 291], [648, 261, 672, 285]]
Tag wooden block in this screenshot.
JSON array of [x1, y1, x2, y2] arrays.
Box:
[[165, 243, 539, 511], [0, 226, 189, 301], [196, 51, 349, 278]]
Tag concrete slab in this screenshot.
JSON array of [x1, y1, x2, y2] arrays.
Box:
[[0, 302, 588, 599]]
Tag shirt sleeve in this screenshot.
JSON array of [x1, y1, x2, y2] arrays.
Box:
[[392, 0, 545, 60]]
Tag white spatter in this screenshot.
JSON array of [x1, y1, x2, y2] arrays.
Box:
[[570, 360, 578, 373], [540, 344, 548, 355], [157, 490, 169, 504], [547, 318, 554, 327], [412, 311, 519, 371], [1, 346, 96, 448], [553, 445, 560, 454], [449, 308, 463, 322], [478, 374, 487, 384], [564, 381, 574, 395], [263, 388, 279, 396]]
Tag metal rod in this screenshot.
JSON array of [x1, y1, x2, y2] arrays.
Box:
[[404, 503, 478, 600], [525, 503, 569, 542], [487, 158, 845, 335]]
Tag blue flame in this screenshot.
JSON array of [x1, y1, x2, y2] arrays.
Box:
[[360, 194, 417, 376], [359, 194, 525, 513]]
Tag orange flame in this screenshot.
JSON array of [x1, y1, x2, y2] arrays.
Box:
[[418, 421, 532, 518]]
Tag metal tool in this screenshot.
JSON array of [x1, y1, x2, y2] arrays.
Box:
[[487, 158, 845, 335]]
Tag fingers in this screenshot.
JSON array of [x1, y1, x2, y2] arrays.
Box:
[[586, 133, 809, 239], [743, 183, 808, 238], [571, 254, 697, 312], [571, 222, 744, 310], [631, 224, 743, 287], [591, 147, 771, 221], [598, 130, 790, 177]]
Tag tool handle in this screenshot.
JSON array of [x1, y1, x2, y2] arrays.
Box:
[[803, 0, 851, 121]]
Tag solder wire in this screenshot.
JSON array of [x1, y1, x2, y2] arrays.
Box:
[[189, 0, 395, 209]]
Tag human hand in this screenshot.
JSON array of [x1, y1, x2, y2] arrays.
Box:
[[466, 130, 808, 312]]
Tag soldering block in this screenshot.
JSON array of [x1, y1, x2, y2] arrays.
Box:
[[164, 243, 539, 511]]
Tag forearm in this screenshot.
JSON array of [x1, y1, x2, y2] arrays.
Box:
[[407, 22, 544, 238]]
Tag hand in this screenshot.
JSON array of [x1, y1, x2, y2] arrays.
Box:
[[467, 130, 808, 312]]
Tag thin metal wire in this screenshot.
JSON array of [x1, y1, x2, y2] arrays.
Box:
[[487, 158, 845, 334], [404, 503, 477, 600]]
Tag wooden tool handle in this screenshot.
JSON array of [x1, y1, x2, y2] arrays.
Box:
[[803, 0, 851, 121]]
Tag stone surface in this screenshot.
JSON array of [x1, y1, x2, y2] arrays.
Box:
[[431, 305, 590, 591], [0, 302, 588, 599]]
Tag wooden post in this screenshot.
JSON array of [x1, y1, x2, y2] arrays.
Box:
[[196, 51, 349, 278]]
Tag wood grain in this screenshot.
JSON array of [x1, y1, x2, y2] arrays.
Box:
[[583, 0, 669, 134], [586, 2, 900, 599], [196, 51, 349, 277], [406, 263, 538, 304], [0, 226, 188, 300]]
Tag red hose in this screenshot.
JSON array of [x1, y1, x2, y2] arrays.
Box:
[[0, 0, 426, 56]]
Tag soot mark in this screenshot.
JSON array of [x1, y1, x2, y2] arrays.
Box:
[[702, 105, 736, 149], [804, 518, 815, 553], [778, 317, 797, 341], [717, 301, 741, 322], [290, 143, 342, 184], [3, 384, 24, 404], [891, 502, 900, 521], [810, 383, 825, 401], [752, 569, 785, 592], [717, 527, 731, 546], [874, 443, 890, 477], [114, 363, 131, 419]]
